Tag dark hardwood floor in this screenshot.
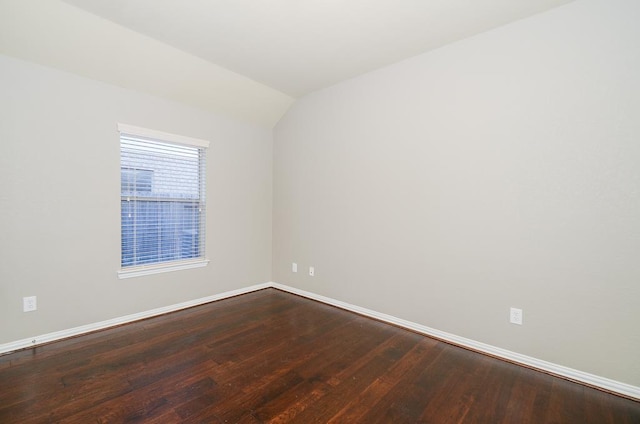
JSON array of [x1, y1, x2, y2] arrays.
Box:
[[0, 289, 638, 423]]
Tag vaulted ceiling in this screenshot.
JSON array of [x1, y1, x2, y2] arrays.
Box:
[[0, 0, 574, 127]]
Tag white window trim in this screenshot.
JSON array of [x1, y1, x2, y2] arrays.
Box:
[[118, 258, 210, 279], [117, 123, 210, 148], [117, 123, 210, 279]]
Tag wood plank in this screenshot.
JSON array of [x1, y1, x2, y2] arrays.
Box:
[[0, 288, 637, 423]]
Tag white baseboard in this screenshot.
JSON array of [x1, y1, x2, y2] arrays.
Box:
[[270, 282, 640, 401], [2, 281, 638, 401], [0, 282, 271, 355]]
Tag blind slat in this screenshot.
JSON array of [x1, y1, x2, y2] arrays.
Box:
[[120, 131, 206, 269]]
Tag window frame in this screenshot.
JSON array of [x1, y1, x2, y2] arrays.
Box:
[[117, 123, 210, 279]]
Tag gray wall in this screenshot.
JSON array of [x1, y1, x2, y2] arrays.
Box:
[[273, 0, 640, 386], [0, 54, 273, 344]]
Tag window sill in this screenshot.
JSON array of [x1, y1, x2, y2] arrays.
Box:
[[118, 259, 210, 279]]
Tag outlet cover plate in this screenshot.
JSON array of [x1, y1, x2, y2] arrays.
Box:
[[23, 296, 37, 312], [510, 307, 523, 325]]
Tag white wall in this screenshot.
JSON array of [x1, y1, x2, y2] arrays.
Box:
[[273, 0, 640, 386], [0, 54, 273, 344]]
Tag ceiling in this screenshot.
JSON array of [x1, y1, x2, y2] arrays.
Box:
[[63, 0, 573, 97], [0, 0, 574, 127]]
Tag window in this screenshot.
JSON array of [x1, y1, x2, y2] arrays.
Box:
[[121, 168, 153, 194], [118, 124, 209, 278]]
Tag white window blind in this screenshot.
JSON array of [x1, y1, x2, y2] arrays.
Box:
[[118, 124, 209, 277]]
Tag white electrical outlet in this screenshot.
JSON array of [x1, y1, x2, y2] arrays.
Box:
[[309, 266, 315, 277], [23, 296, 37, 312], [510, 307, 523, 325], [292, 262, 298, 273]]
